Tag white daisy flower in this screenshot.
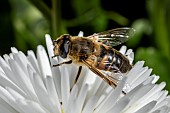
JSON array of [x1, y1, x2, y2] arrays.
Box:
[[0, 32, 169, 113]]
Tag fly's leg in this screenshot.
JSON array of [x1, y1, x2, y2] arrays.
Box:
[[53, 60, 72, 67], [51, 55, 58, 58], [82, 59, 126, 94], [74, 66, 82, 84], [81, 59, 117, 88]]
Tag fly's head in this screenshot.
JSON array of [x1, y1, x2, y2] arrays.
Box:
[[53, 34, 71, 58]]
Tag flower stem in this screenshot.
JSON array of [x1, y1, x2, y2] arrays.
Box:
[[52, 0, 62, 37]]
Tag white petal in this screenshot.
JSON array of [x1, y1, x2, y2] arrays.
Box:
[[87, 76, 103, 101], [132, 68, 152, 88], [95, 77, 127, 113], [65, 100, 76, 113], [13, 51, 30, 76], [45, 34, 59, 64], [61, 65, 70, 110], [134, 101, 156, 113], [151, 110, 161, 113], [136, 82, 166, 108], [119, 46, 127, 54], [8, 59, 36, 100], [51, 66, 62, 100], [11, 47, 19, 53], [142, 76, 155, 85], [106, 97, 130, 113], [16, 99, 49, 113], [0, 57, 21, 89], [0, 65, 18, 87], [78, 31, 84, 37], [45, 34, 54, 57], [76, 84, 88, 113], [123, 84, 154, 112], [0, 96, 18, 113], [0, 86, 23, 112], [3, 54, 11, 64], [0, 56, 10, 71], [82, 96, 98, 113], [153, 93, 169, 111], [27, 50, 41, 75], [0, 71, 26, 97], [151, 74, 159, 84], [45, 76, 61, 113], [32, 73, 57, 113], [75, 66, 89, 90], [155, 106, 170, 113], [65, 85, 78, 113], [126, 61, 146, 90], [6, 87, 25, 100], [95, 81, 108, 98], [67, 64, 80, 88], [37, 45, 52, 79], [45, 35, 63, 100], [127, 61, 145, 82]]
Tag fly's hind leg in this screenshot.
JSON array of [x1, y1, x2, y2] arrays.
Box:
[[81, 59, 117, 88], [53, 60, 72, 67]]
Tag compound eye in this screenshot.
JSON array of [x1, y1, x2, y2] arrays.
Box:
[[58, 35, 70, 58]]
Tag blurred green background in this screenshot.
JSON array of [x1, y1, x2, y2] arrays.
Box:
[[0, 0, 170, 91]]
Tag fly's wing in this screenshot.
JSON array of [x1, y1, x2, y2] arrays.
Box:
[[88, 28, 135, 46]]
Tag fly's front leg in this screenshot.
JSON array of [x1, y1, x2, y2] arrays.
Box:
[[51, 55, 58, 58], [53, 60, 72, 67]]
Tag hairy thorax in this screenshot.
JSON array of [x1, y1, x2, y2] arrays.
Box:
[[68, 37, 96, 64]]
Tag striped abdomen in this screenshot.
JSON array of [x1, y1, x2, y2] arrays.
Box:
[[95, 45, 132, 73]]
